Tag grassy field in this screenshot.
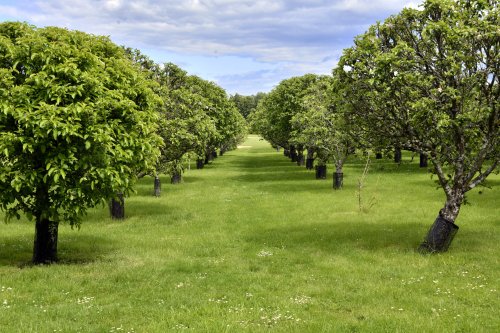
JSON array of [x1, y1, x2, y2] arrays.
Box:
[[1, 134, 499, 332]]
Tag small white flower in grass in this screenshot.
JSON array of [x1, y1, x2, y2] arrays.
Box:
[[257, 250, 273, 257], [291, 295, 312, 305], [77, 296, 94, 305]]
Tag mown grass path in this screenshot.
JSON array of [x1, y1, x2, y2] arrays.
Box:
[[1, 135, 499, 332]]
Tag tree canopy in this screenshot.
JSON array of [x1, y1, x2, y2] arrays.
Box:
[[0, 22, 162, 262], [336, 0, 499, 251]]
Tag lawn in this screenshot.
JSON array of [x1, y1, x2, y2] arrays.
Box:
[[1, 134, 499, 332]]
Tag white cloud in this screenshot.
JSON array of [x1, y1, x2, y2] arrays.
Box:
[[1, 0, 419, 94]]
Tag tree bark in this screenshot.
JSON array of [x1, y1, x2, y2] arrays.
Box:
[[419, 153, 428, 168], [419, 194, 463, 253], [306, 158, 314, 170], [196, 159, 204, 169], [315, 165, 327, 179], [394, 147, 402, 163], [306, 148, 314, 170], [296, 149, 305, 166], [333, 171, 343, 189], [211, 150, 218, 159], [110, 193, 125, 219], [33, 217, 59, 264], [290, 145, 297, 162], [284, 149, 290, 157], [375, 152, 383, 159], [154, 176, 161, 196], [171, 172, 182, 184]]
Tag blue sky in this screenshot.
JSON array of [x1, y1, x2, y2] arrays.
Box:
[[0, 0, 419, 95]]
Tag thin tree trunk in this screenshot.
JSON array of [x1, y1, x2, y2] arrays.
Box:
[[154, 175, 161, 196], [375, 152, 383, 159], [420, 153, 428, 168], [333, 165, 343, 190], [290, 145, 297, 162], [394, 147, 402, 164], [110, 193, 125, 219], [196, 159, 204, 169], [296, 147, 305, 166], [315, 164, 327, 179], [306, 148, 314, 170], [171, 172, 182, 184], [33, 217, 59, 264]]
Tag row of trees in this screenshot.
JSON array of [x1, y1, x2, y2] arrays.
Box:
[[0, 22, 246, 263], [250, 0, 499, 253]]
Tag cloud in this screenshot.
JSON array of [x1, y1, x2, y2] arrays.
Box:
[[1, 0, 419, 94]]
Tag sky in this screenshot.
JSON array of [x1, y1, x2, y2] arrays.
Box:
[[0, 0, 420, 95]]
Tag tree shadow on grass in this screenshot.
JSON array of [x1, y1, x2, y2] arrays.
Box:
[[231, 169, 314, 183], [0, 233, 116, 267], [244, 221, 425, 254]]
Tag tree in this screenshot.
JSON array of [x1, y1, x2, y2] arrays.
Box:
[[0, 22, 161, 263], [188, 75, 246, 161], [336, 0, 499, 252], [230, 92, 267, 119], [156, 63, 217, 183], [251, 74, 320, 163], [291, 75, 354, 188]]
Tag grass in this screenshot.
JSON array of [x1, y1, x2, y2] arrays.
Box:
[[0, 134, 499, 332]]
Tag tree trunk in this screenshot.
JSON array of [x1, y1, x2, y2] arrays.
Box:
[[333, 166, 343, 190], [315, 165, 327, 179], [306, 158, 314, 170], [154, 176, 161, 197], [394, 147, 402, 163], [419, 194, 462, 253], [196, 159, 204, 169], [290, 145, 297, 162], [212, 150, 218, 159], [171, 172, 182, 184], [375, 152, 383, 159], [110, 193, 125, 219], [419, 153, 428, 168], [296, 150, 305, 166], [306, 148, 314, 170], [33, 217, 59, 264], [204, 154, 210, 164]]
